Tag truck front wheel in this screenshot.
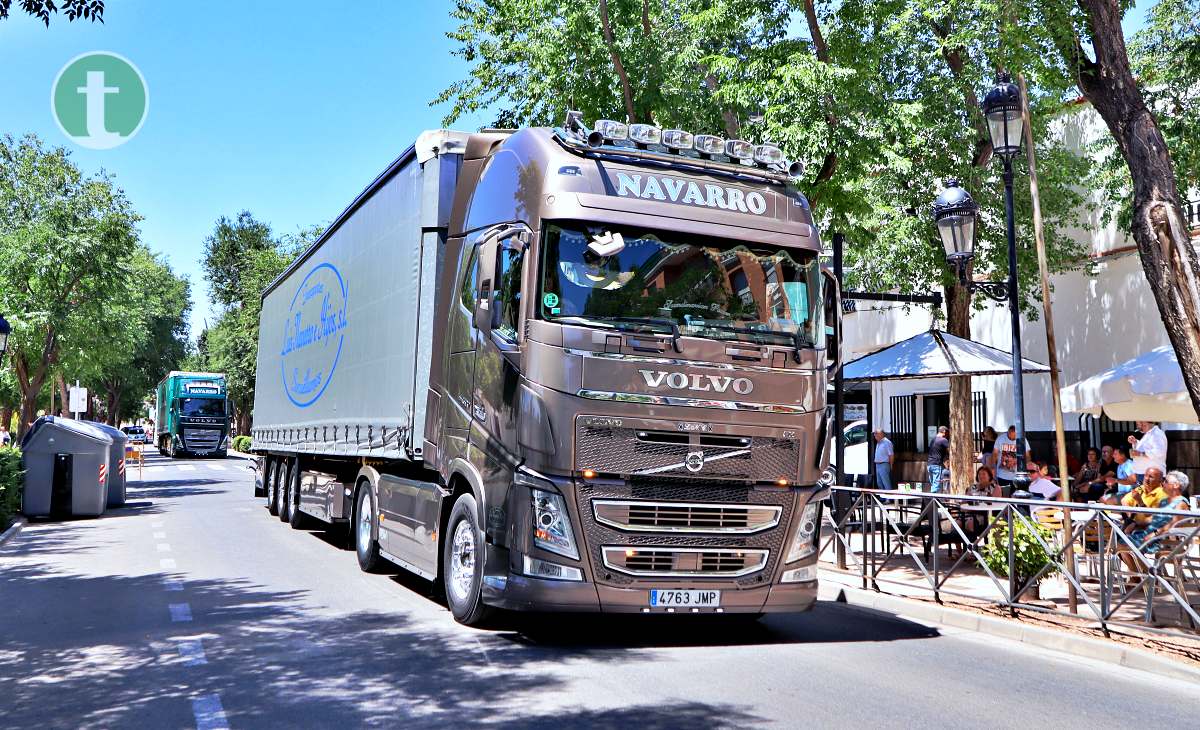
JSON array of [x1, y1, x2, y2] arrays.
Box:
[[443, 493, 493, 627], [354, 485, 383, 572]]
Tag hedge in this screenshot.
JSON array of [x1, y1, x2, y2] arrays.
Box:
[[0, 447, 25, 530], [232, 435, 253, 453]]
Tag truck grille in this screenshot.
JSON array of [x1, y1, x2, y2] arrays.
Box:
[[602, 547, 768, 578], [182, 428, 222, 452], [593, 500, 781, 534], [577, 479, 794, 587], [576, 422, 799, 482]]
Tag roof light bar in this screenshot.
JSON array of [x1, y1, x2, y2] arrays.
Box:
[[694, 134, 725, 157], [662, 129, 694, 150], [593, 119, 628, 141], [754, 144, 785, 166], [725, 139, 754, 161], [628, 124, 661, 146]]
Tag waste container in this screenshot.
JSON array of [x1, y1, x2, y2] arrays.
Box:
[[88, 421, 129, 508], [20, 416, 113, 518]]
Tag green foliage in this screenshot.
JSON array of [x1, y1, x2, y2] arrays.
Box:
[[437, 0, 1095, 319], [232, 435, 252, 452], [0, 446, 24, 529], [980, 517, 1060, 584], [1090, 0, 1199, 229], [0, 0, 104, 25], [199, 215, 319, 429]]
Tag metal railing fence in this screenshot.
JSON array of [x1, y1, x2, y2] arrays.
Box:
[[821, 486, 1200, 638]]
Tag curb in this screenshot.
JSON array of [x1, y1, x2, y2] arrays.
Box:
[[0, 516, 26, 548], [819, 573, 1200, 685]]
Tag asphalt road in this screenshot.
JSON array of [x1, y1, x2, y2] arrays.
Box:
[[1, 452, 1196, 729]]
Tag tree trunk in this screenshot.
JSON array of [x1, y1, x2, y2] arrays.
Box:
[[237, 404, 251, 437], [947, 281, 975, 494], [57, 374, 71, 418], [1070, 0, 1200, 415]]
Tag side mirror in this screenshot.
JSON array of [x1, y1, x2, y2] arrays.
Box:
[[821, 268, 841, 374]]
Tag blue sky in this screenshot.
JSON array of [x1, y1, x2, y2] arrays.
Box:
[[0, 1, 496, 337], [0, 1, 1156, 339]]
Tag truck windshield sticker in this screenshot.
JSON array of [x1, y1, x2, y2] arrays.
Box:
[[612, 171, 769, 216], [542, 292, 559, 308], [281, 262, 349, 408]]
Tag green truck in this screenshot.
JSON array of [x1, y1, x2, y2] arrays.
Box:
[[155, 371, 230, 458]]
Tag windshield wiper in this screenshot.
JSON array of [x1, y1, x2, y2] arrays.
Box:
[[553, 315, 682, 353], [605, 316, 682, 353]]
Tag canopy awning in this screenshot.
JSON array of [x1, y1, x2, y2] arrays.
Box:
[[1059, 346, 1198, 424], [843, 329, 1050, 382]]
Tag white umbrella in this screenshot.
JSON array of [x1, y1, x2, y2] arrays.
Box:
[[843, 329, 1050, 381], [1059, 346, 1199, 424]]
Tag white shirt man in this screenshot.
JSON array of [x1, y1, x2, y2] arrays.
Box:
[[1027, 463, 1062, 499], [873, 430, 895, 490], [1128, 421, 1167, 477]]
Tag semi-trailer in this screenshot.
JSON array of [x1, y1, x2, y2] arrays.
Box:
[[251, 115, 839, 625], [155, 371, 230, 458]]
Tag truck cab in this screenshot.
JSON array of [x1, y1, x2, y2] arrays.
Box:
[[156, 371, 230, 458]]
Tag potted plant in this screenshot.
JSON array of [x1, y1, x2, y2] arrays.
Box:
[[980, 517, 1061, 600]]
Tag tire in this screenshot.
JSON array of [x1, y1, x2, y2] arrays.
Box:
[[263, 459, 276, 509], [267, 458, 281, 516], [278, 461, 293, 523], [288, 465, 307, 530], [442, 493, 493, 627], [215, 450, 227, 459], [354, 485, 383, 572]]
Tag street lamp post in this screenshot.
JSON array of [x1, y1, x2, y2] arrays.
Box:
[[931, 73, 1031, 491]]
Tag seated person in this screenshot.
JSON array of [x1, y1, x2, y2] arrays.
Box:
[[970, 465, 1002, 498], [1072, 447, 1106, 502], [1099, 446, 1137, 504], [1118, 470, 1191, 575], [1026, 461, 1062, 500]]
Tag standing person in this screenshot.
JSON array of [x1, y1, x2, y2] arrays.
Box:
[[980, 426, 998, 469], [927, 426, 949, 493], [992, 425, 1032, 487], [1128, 420, 1167, 484], [873, 429, 895, 490]]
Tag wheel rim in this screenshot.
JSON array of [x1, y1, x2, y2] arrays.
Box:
[[276, 469, 287, 513], [448, 518, 475, 604], [357, 491, 372, 555]]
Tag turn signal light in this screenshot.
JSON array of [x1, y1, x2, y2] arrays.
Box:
[[581, 469, 596, 479], [776, 478, 790, 487]]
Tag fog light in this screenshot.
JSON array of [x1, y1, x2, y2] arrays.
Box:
[[594, 119, 628, 141], [694, 134, 725, 156], [628, 124, 662, 146], [523, 555, 583, 581], [753, 144, 785, 165], [724, 139, 754, 160], [781, 564, 818, 583], [662, 129, 694, 150]]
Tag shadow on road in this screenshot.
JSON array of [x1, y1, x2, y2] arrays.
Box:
[[126, 479, 227, 499]]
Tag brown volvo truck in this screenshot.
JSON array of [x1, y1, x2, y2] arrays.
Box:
[[251, 115, 838, 625]]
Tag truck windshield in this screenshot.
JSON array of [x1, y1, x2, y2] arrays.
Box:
[[179, 398, 225, 417], [539, 223, 823, 348]]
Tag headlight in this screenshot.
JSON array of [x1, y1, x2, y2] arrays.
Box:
[[532, 488, 579, 560], [785, 501, 821, 563]]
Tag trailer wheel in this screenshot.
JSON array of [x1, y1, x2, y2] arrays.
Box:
[[267, 458, 281, 516], [278, 461, 293, 523], [288, 464, 307, 529], [443, 493, 493, 627], [354, 485, 383, 572], [265, 459, 278, 512]]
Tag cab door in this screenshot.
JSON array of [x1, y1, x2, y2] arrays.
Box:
[[440, 240, 481, 453]]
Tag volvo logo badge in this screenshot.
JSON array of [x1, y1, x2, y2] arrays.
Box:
[[685, 451, 705, 473], [639, 369, 754, 395]]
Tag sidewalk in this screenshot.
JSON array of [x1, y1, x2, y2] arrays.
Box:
[[819, 567, 1200, 683]]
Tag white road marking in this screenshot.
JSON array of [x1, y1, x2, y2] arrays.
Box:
[[175, 638, 208, 666], [179, 465, 196, 472], [192, 694, 229, 730], [153, 531, 167, 539], [163, 579, 184, 591], [152, 521, 164, 528], [207, 464, 226, 471], [157, 543, 172, 553], [159, 558, 178, 570], [169, 603, 193, 622]]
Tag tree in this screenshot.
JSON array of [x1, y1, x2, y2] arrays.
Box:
[[0, 0, 103, 25], [200, 215, 317, 434], [0, 134, 140, 436], [438, 0, 1095, 490]]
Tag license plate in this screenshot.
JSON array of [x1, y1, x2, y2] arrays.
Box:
[[649, 589, 721, 608]]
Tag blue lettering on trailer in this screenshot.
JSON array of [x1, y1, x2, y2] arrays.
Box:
[[281, 262, 349, 407]]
